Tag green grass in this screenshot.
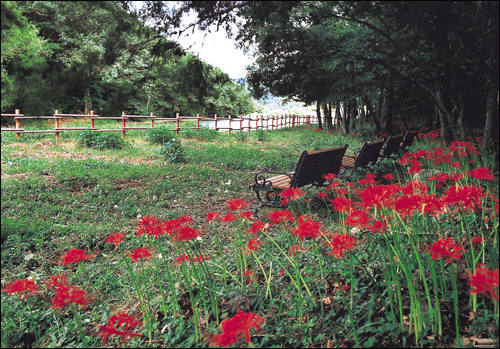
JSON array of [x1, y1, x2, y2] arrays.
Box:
[[1, 119, 498, 348]]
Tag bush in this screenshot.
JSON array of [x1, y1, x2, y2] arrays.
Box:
[[145, 126, 175, 144], [76, 129, 125, 150], [158, 138, 185, 163], [233, 131, 249, 142], [254, 128, 267, 142]]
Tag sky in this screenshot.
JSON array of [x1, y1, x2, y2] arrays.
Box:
[[170, 11, 255, 80], [131, 2, 254, 79]]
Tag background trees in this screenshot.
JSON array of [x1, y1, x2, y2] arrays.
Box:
[[150, 1, 498, 149], [1, 1, 258, 118]]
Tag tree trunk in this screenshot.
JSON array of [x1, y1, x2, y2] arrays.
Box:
[[360, 93, 383, 133], [349, 98, 358, 131], [335, 101, 341, 129], [385, 84, 394, 134], [322, 103, 333, 130], [316, 100, 323, 129], [484, 85, 499, 152], [342, 100, 349, 134]]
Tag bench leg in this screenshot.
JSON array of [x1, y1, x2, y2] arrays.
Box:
[[252, 187, 284, 213]]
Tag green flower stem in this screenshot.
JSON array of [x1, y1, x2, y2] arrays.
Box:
[[139, 259, 153, 343], [27, 302, 40, 347], [260, 230, 313, 297], [119, 246, 148, 325], [213, 226, 229, 287], [450, 269, 462, 348], [153, 238, 179, 316], [71, 305, 87, 345], [251, 251, 273, 299]]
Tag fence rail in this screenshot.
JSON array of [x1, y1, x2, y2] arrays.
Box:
[[1, 110, 318, 140]]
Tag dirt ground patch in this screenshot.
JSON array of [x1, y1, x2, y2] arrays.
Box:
[[112, 178, 149, 190]]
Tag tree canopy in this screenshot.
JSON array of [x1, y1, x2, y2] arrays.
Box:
[[139, 1, 498, 148], [1, 1, 259, 117]]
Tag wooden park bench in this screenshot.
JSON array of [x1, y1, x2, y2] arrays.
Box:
[[379, 133, 405, 159], [401, 131, 417, 151], [339, 139, 385, 179], [250, 145, 348, 210]]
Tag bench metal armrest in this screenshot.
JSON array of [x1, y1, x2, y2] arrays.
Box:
[[252, 171, 293, 187]]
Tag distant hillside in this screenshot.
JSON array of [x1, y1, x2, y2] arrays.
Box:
[[234, 78, 315, 115]]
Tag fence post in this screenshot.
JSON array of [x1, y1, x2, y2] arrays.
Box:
[[91, 110, 95, 129], [248, 115, 251, 134], [196, 114, 200, 132], [150, 112, 154, 128], [176, 113, 180, 136], [14, 109, 21, 139], [239, 115, 243, 131], [54, 110, 60, 140], [228, 115, 231, 134], [122, 111, 126, 139]]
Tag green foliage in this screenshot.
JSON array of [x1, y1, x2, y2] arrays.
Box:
[[233, 131, 249, 142], [158, 138, 184, 163], [254, 129, 267, 142], [145, 126, 175, 144], [76, 129, 125, 150]]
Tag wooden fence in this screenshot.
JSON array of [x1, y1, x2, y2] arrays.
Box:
[[1, 110, 317, 140]]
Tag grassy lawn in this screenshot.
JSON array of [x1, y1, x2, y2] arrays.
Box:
[[1, 120, 498, 348]]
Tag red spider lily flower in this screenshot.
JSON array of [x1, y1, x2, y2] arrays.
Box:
[[279, 188, 305, 201], [136, 216, 164, 238], [428, 237, 464, 264], [326, 233, 355, 258], [468, 266, 499, 300], [227, 199, 250, 211], [339, 281, 350, 294], [384, 173, 394, 180], [170, 226, 200, 242], [47, 274, 70, 291], [243, 269, 258, 284], [51, 286, 90, 312], [288, 244, 307, 257], [469, 167, 495, 181], [451, 162, 462, 168], [358, 184, 402, 210], [247, 238, 263, 252], [367, 220, 387, 234], [318, 192, 328, 199], [326, 181, 341, 192], [336, 188, 348, 195], [329, 196, 353, 213], [444, 185, 485, 212], [403, 180, 429, 195], [96, 311, 143, 347], [471, 235, 485, 244], [344, 209, 372, 229], [222, 212, 238, 222], [108, 232, 126, 249], [322, 173, 337, 181], [178, 215, 194, 225], [292, 215, 322, 240], [278, 269, 285, 277], [245, 221, 266, 235], [267, 209, 294, 225], [174, 254, 191, 265], [192, 254, 212, 263], [57, 249, 99, 265], [206, 211, 220, 223], [357, 174, 377, 186], [2, 279, 39, 301], [316, 128, 323, 131], [208, 311, 265, 347], [127, 248, 152, 262], [306, 127, 312, 129], [304, 199, 311, 204], [239, 210, 254, 221], [469, 160, 476, 165]]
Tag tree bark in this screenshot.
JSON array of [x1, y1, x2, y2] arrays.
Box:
[[385, 83, 394, 134], [316, 100, 323, 129], [483, 85, 499, 152]]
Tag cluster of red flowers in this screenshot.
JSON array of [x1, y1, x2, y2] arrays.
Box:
[[136, 215, 201, 242], [127, 247, 152, 262], [292, 215, 322, 240], [288, 244, 308, 257], [428, 237, 464, 264], [174, 254, 211, 265], [57, 249, 99, 265], [48, 274, 91, 313], [267, 209, 294, 225], [279, 188, 305, 205], [247, 238, 264, 253], [325, 233, 355, 258], [96, 311, 143, 347], [468, 266, 499, 300], [208, 311, 265, 347], [2, 279, 39, 301]]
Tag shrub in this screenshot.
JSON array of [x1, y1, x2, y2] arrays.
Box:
[[76, 129, 125, 150], [158, 138, 185, 163], [145, 126, 175, 144], [234, 131, 249, 142], [254, 128, 267, 142]]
